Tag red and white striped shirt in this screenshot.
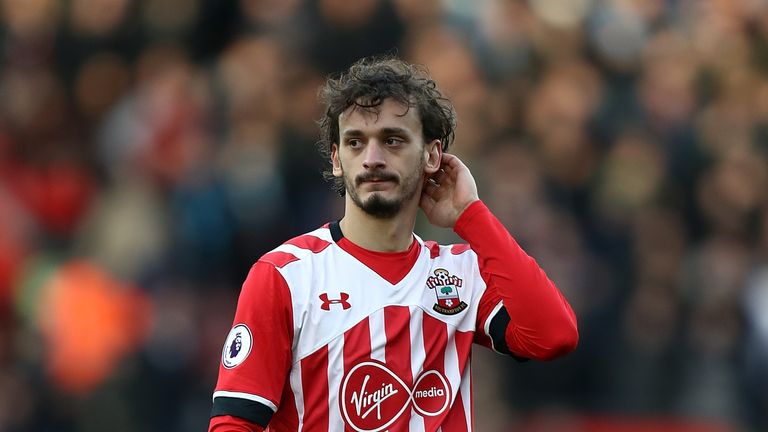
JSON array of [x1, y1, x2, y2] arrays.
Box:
[[210, 201, 578, 432]]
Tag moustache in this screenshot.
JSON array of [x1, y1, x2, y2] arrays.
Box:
[[355, 171, 399, 186]]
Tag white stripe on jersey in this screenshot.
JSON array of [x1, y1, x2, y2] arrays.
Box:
[[271, 243, 318, 260], [289, 362, 304, 431], [269, 229, 333, 261], [369, 309, 387, 363], [211, 391, 277, 412], [444, 331, 461, 407], [408, 306, 426, 431], [327, 332, 345, 430], [459, 359, 473, 431]]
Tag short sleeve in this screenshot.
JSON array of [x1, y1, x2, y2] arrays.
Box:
[[211, 260, 294, 426]]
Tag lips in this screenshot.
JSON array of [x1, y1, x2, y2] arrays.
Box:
[[356, 175, 398, 186]]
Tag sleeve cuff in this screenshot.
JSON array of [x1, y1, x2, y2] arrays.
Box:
[[211, 394, 275, 427]]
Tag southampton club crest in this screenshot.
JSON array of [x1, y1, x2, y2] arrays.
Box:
[[426, 269, 467, 315]]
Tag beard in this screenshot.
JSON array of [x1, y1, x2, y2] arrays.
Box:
[[343, 158, 425, 219]]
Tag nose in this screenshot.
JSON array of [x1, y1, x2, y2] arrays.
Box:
[[362, 140, 386, 170]]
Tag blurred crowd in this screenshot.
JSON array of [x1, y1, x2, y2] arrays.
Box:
[[1, 0, 767, 431]]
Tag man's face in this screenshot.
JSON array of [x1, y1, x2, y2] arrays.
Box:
[[332, 98, 439, 218]]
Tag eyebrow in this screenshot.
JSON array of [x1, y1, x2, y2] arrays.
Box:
[[380, 127, 411, 137], [341, 127, 412, 138], [341, 129, 365, 138]]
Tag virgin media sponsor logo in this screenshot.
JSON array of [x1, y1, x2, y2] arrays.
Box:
[[340, 361, 451, 432]]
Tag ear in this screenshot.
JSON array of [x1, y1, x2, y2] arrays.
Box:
[[331, 143, 343, 177], [424, 139, 442, 175]]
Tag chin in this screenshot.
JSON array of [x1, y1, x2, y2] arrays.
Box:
[[359, 194, 403, 219]]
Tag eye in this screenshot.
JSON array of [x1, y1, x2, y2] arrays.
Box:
[[346, 139, 362, 148], [385, 137, 404, 146]]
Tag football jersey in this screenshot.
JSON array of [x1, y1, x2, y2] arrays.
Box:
[[210, 201, 578, 432]]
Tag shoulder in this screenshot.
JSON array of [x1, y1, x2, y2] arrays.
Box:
[[421, 239, 475, 260], [257, 225, 335, 270], [240, 226, 336, 299]]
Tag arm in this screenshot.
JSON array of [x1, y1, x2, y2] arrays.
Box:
[[421, 153, 578, 361], [455, 201, 578, 360], [209, 261, 294, 431]]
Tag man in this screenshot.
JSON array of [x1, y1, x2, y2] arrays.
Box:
[[209, 56, 578, 431]]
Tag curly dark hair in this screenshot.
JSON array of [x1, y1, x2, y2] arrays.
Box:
[[317, 55, 457, 196]]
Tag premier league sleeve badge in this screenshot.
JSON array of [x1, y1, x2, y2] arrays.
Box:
[[221, 324, 253, 369]]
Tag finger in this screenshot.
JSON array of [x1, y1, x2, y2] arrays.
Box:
[[440, 153, 461, 168], [436, 167, 460, 189], [423, 178, 440, 196], [420, 191, 436, 213], [424, 180, 451, 204], [440, 161, 456, 176], [428, 182, 451, 202], [431, 169, 448, 185], [440, 153, 467, 172]]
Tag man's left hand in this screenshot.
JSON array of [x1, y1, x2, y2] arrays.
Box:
[[420, 153, 480, 228]]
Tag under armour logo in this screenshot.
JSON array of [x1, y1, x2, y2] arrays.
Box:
[[320, 292, 351, 310]]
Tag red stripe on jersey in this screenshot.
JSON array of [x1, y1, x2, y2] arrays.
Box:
[[384, 306, 412, 382], [421, 313, 449, 431], [301, 346, 329, 431], [285, 234, 332, 254], [450, 244, 471, 255], [343, 318, 372, 432], [442, 330, 475, 431], [443, 391, 468, 431], [455, 329, 475, 376], [260, 251, 300, 268], [343, 317, 372, 371], [384, 306, 413, 431], [270, 376, 299, 431], [469, 356, 474, 431], [424, 240, 440, 258]]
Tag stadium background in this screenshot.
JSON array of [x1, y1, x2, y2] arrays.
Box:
[[1, 0, 767, 430]]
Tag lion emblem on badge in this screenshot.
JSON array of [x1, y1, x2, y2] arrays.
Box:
[[229, 332, 242, 358]]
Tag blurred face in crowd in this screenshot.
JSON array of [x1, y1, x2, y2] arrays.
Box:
[[331, 98, 440, 218]]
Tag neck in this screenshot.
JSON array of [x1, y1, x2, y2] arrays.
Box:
[[339, 196, 420, 252]]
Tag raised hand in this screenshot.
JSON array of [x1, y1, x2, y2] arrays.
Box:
[[419, 153, 480, 228]]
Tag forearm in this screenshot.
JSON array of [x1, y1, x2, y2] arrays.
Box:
[[455, 201, 578, 360]]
